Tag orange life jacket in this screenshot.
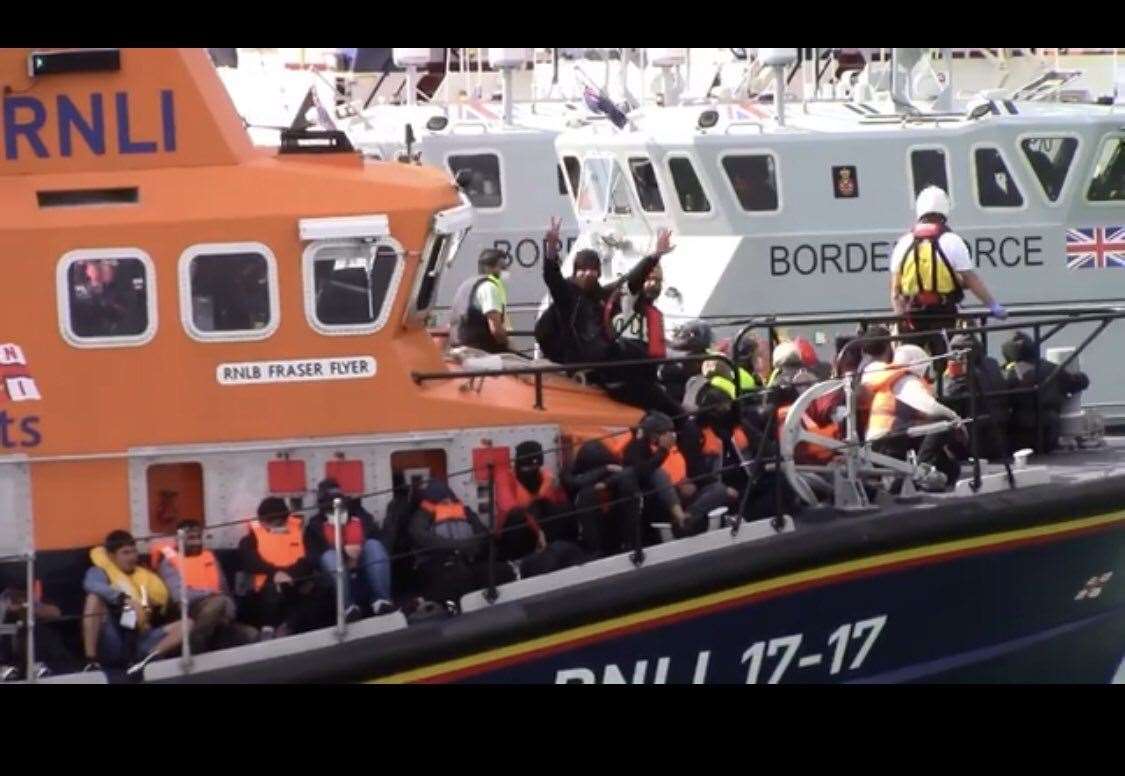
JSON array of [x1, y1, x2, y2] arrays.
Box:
[[701, 426, 750, 457], [776, 405, 840, 464], [158, 544, 222, 593], [863, 366, 923, 440], [248, 516, 305, 591], [603, 430, 632, 462], [421, 499, 467, 523], [661, 446, 688, 485], [511, 470, 558, 510]]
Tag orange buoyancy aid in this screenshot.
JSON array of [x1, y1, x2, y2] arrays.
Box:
[[863, 366, 924, 440], [660, 446, 688, 485], [421, 499, 467, 523], [604, 430, 632, 462], [321, 516, 366, 548], [249, 516, 306, 591], [776, 405, 841, 464], [701, 426, 750, 458], [159, 545, 222, 593], [511, 470, 559, 510]]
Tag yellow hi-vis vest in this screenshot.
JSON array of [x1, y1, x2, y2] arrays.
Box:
[[486, 275, 511, 329], [89, 546, 170, 614], [899, 235, 958, 297], [711, 368, 761, 399]]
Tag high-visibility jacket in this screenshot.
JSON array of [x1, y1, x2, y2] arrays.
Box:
[[710, 367, 762, 399], [158, 545, 222, 594], [248, 516, 306, 591], [897, 222, 962, 302], [450, 274, 509, 351], [864, 366, 928, 441]]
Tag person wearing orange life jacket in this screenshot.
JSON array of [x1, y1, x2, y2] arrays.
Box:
[[408, 480, 515, 607], [304, 478, 394, 618], [864, 344, 963, 491], [561, 432, 641, 557], [156, 519, 258, 652], [493, 441, 587, 579], [891, 186, 1007, 366], [238, 497, 331, 637]]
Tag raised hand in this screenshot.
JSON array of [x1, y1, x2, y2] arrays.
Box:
[[653, 228, 675, 258], [544, 216, 563, 260]]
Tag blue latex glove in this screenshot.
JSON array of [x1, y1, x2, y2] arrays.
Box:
[[989, 301, 1008, 320]]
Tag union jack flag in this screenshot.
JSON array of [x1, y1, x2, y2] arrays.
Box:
[[1065, 226, 1125, 270]]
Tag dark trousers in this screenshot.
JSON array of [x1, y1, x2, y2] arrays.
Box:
[[251, 579, 334, 634], [518, 541, 588, 579], [572, 470, 643, 557], [416, 557, 516, 605], [904, 301, 959, 374], [873, 432, 960, 487], [1, 621, 77, 674]]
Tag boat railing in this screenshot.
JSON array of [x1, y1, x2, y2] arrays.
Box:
[[411, 351, 740, 411]]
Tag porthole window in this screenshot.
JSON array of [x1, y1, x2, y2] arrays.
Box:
[[304, 239, 404, 335], [448, 153, 502, 208], [57, 248, 156, 348], [1020, 136, 1078, 202], [974, 147, 1024, 208], [722, 154, 779, 212], [1086, 136, 1125, 202], [910, 148, 949, 197], [179, 243, 279, 342], [667, 156, 711, 213]]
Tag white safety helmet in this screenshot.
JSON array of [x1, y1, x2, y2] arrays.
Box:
[[892, 344, 931, 378], [772, 341, 802, 369], [915, 185, 951, 221]]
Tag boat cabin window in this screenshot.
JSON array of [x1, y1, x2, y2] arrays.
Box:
[[181, 244, 278, 341], [59, 249, 155, 347], [722, 154, 779, 212], [305, 239, 403, 334], [146, 462, 205, 536], [576, 156, 627, 219], [448, 153, 502, 208], [1086, 136, 1125, 202], [628, 157, 665, 213], [1020, 136, 1078, 202], [909, 148, 949, 197], [561, 155, 581, 201], [667, 157, 711, 213], [974, 147, 1024, 208]]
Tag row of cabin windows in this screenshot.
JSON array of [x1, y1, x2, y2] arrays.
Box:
[[61, 241, 402, 346], [146, 449, 448, 534], [562, 134, 1124, 218]]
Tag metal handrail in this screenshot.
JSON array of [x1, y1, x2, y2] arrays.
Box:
[[412, 352, 738, 411]]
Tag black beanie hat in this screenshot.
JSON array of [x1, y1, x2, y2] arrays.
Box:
[[573, 249, 601, 271], [515, 440, 544, 468], [257, 496, 289, 522]]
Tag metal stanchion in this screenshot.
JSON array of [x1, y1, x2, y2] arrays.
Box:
[[25, 551, 35, 684], [177, 528, 192, 673], [332, 497, 347, 640], [484, 464, 498, 604]]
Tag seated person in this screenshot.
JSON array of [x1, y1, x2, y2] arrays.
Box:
[[382, 473, 421, 599], [624, 412, 737, 541], [864, 344, 962, 490], [562, 431, 640, 557], [83, 530, 184, 676], [660, 319, 715, 404], [0, 574, 75, 679], [155, 520, 258, 653], [407, 480, 515, 607], [239, 498, 332, 637], [304, 479, 394, 617], [941, 333, 1011, 462], [1002, 332, 1090, 454]]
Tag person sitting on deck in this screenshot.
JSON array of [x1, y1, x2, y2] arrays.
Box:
[[304, 479, 395, 618], [82, 530, 185, 677], [155, 520, 258, 653], [0, 572, 75, 680], [239, 498, 332, 638], [493, 441, 588, 579], [940, 333, 1011, 463], [1001, 332, 1091, 455], [407, 480, 515, 609]]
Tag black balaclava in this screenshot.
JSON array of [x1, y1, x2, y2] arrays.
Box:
[[514, 440, 545, 495]]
